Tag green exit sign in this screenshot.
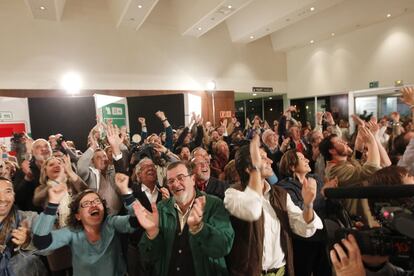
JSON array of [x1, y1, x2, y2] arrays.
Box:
[[369, 81, 379, 88]]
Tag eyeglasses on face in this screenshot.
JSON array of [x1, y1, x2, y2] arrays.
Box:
[[166, 174, 191, 186], [80, 198, 102, 208]]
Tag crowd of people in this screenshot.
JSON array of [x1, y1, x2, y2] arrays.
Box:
[[0, 87, 414, 276]]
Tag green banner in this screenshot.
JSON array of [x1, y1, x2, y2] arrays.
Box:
[[101, 103, 126, 128]]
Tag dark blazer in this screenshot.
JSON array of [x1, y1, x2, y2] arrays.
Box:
[[204, 177, 229, 200], [129, 182, 163, 247]]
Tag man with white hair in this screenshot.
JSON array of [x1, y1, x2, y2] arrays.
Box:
[[14, 138, 52, 212]]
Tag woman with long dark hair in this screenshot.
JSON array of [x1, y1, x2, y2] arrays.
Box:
[[278, 149, 331, 276]]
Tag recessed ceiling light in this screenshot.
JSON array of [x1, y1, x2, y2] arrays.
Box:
[[138, 5, 143, 9], [250, 35, 254, 39], [253, 93, 257, 96], [387, 13, 391, 18], [310, 40, 314, 44], [270, 108, 273, 111], [331, 32, 335, 36], [40, 6, 46, 10], [227, 5, 232, 9], [197, 27, 202, 31], [310, 7, 315, 11], [269, 97, 272, 100], [249, 100, 253, 103]]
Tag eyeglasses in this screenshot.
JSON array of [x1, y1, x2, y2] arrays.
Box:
[[166, 174, 191, 186], [194, 160, 210, 167], [80, 198, 102, 208]]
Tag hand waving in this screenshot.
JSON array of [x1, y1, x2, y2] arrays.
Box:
[[187, 196, 206, 231], [132, 201, 159, 238], [114, 173, 130, 195], [302, 177, 317, 206]]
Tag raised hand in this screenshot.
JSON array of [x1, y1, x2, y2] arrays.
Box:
[[160, 187, 170, 200], [302, 177, 317, 206], [325, 112, 335, 125], [107, 124, 122, 147], [358, 126, 375, 144], [316, 112, 323, 124], [330, 234, 365, 276], [280, 137, 291, 152], [263, 120, 270, 130], [114, 173, 130, 195], [155, 111, 166, 121], [366, 117, 379, 136], [245, 118, 252, 128], [11, 220, 30, 246], [400, 87, 414, 106], [21, 160, 33, 180], [351, 114, 365, 127], [249, 133, 262, 170], [187, 196, 206, 231], [221, 118, 228, 128], [132, 201, 159, 238], [196, 115, 203, 126], [88, 131, 98, 150], [23, 132, 34, 154], [152, 143, 167, 154], [48, 183, 68, 204], [120, 126, 128, 141], [138, 117, 146, 125]]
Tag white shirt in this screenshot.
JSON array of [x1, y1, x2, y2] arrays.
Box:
[[224, 182, 323, 270], [141, 184, 159, 204], [90, 167, 101, 190]]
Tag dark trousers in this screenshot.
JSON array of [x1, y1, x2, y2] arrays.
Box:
[[292, 239, 331, 276]]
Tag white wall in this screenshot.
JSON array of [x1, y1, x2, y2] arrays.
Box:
[[0, 0, 286, 93], [287, 12, 414, 98]]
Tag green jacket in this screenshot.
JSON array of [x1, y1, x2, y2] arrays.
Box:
[[139, 191, 234, 276]]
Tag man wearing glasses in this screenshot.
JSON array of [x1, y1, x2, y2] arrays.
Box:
[[191, 155, 229, 200], [133, 161, 234, 276]]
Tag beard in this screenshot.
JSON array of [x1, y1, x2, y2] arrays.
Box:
[[34, 153, 51, 162], [174, 189, 195, 206]]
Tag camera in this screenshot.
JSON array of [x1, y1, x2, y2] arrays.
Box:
[[333, 205, 413, 258], [131, 143, 157, 164], [325, 185, 414, 269]]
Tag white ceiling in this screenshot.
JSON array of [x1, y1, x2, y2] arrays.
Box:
[[22, 0, 414, 52]]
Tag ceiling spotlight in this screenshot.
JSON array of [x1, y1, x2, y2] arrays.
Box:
[[249, 100, 253, 103], [61, 72, 82, 94], [270, 108, 273, 111], [227, 5, 232, 9], [138, 5, 143, 9], [310, 40, 314, 44], [253, 93, 257, 96], [40, 6, 46, 10], [250, 35, 254, 39], [206, 80, 216, 90], [331, 32, 335, 36], [310, 7, 315, 11], [197, 27, 202, 31], [269, 97, 272, 100], [387, 13, 391, 18]]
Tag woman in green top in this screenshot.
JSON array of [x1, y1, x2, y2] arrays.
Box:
[[32, 182, 140, 276]]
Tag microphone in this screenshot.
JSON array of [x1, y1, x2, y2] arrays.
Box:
[[324, 185, 414, 199]]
